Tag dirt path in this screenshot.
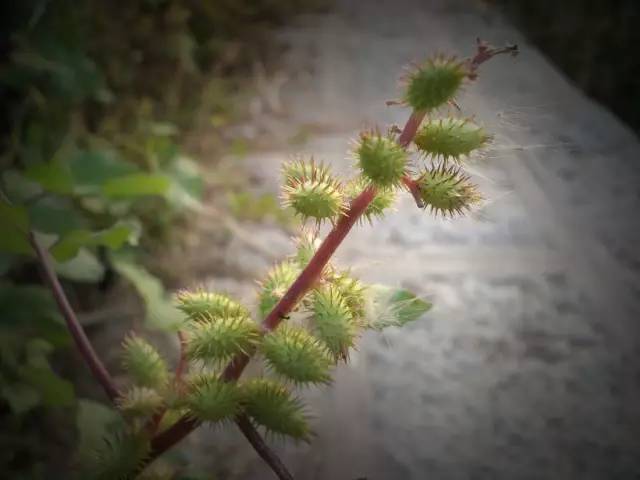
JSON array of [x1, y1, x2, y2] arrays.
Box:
[[192, 1, 640, 478]]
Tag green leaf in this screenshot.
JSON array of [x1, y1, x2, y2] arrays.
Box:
[[364, 285, 432, 330], [18, 365, 75, 407], [114, 260, 183, 330], [50, 223, 139, 261], [0, 284, 69, 347], [1, 383, 41, 415], [69, 149, 138, 194], [76, 399, 122, 462], [0, 199, 31, 255], [24, 161, 74, 194], [102, 174, 171, 198], [54, 248, 105, 283], [1, 169, 42, 203], [28, 197, 87, 235], [166, 157, 204, 210]]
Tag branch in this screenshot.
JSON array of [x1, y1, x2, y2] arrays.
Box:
[[146, 109, 423, 468], [146, 39, 513, 475], [236, 414, 294, 480], [467, 38, 518, 79], [29, 232, 120, 402]]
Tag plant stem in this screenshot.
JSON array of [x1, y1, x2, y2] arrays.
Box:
[[236, 414, 295, 480], [146, 109, 424, 471], [29, 232, 120, 402]]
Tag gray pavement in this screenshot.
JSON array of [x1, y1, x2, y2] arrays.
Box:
[[192, 1, 640, 478]]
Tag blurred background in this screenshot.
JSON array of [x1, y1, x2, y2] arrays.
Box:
[[1, 0, 639, 479]]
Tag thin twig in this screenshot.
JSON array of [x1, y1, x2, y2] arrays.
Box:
[[29, 232, 120, 402], [236, 414, 295, 480], [467, 38, 518, 78]]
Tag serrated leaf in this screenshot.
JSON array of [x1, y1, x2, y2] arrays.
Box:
[[114, 260, 183, 331], [364, 285, 432, 330], [102, 173, 171, 198]]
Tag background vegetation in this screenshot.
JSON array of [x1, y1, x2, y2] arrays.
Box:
[[0, 1, 323, 478]]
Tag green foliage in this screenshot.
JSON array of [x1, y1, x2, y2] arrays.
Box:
[[364, 285, 432, 330], [355, 132, 407, 188], [121, 336, 169, 389], [403, 56, 467, 111], [184, 315, 260, 363], [176, 290, 249, 321], [0, 0, 330, 477], [0, 199, 32, 255], [241, 379, 311, 441], [50, 223, 139, 261], [311, 286, 357, 361], [185, 376, 242, 423], [414, 117, 489, 161], [258, 260, 301, 318], [416, 164, 481, 216], [262, 326, 333, 385], [114, 260, 184, 331]]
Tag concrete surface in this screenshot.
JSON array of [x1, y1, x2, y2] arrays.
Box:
[[190, 1, 640, 478]]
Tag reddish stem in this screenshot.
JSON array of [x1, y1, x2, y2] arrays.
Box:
[[147, 110, 423, 468], [397, 110, 426, 148], [29, 232, 120, 402], [148, 330, 189, 435], [236, 414, 294, 480]]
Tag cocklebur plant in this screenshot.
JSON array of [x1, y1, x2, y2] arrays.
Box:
[[26, 39, 517, 479]]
